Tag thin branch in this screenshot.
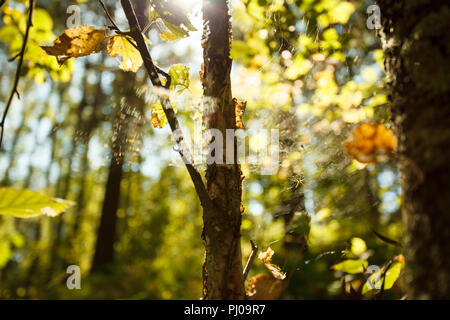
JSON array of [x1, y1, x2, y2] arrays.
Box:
[[372, 229, 402, 247], [118, 0, 213, 209], [8, 52, 21, 62], [98, 1, 138, 50], [98, 0, 121, 32], [378, 259, 395, 298], [0, 0, 34, 151], [243, 240, 258, 281]]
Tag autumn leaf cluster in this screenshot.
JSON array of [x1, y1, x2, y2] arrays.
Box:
[[41, 25, 143, 72]]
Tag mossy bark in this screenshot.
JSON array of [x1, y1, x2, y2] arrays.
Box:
[[377, 0, 450, 299]]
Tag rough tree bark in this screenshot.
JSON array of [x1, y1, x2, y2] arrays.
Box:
[[377, 0, 450, 299], [201, 0, 245, 299]]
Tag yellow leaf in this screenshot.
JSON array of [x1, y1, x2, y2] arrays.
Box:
[[315, 207, 332, 222], [107, 35, 143, 72], [41, 26, 106, 65], [351, 237, 367, 256], [332, 259, 368, 274], [329, 2, 355, 24]]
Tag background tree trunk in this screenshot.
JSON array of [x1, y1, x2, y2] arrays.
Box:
[[377, 0, 450, 299], [201, 0, 245, 300], [91, 108, 126, 270], [91, 71, 133, 271]]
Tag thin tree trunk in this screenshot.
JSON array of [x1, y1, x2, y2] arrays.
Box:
[[91, 137, 124, 270], [118, 0, 244, 298], [91, 72, 132, 271], [377, 0, 450, 299], [201, 0, 245, 300]]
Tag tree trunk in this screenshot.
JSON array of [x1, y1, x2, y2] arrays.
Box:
[[91, 68, 141, 270], [91, 107, 127, 270], [377, 0, 450, 299], [201, 0, 245, 300]]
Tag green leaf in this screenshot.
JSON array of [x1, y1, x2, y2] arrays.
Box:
[[362, 262, 404, 295], [1, 5, 73, 82], [0, 241, 12, 268], [149, 0, 196, 42], [168, 64, 190, 93], [0, 188, 74, 218], [332, 259, 368, 274], [160, 21, 190, 41]]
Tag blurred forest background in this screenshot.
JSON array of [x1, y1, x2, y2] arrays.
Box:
[[0, 0, 407, 299]]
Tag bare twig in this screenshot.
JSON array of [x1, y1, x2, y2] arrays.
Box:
[[378, 259, 395, 299], [8, 52, 21, 62], [0, 0, 34, 150], [98, 0, 140, 51], [372, 229, 402, 247], [243, 240, 258, 281], [98, 0, 121, 32], [118, 0, 213, 209]]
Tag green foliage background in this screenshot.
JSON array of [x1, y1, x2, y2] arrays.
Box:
[[0, 0, 404, 299]]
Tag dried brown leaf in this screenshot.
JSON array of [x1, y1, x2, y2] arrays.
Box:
[[258, 247, 286, 280], [41, 26, 106, 65], [247, 274, 284, 300]]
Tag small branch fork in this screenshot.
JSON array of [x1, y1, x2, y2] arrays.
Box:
[[98, 0, 171, 88], [0, 0, 34, 150], [113, 0, 213, 209], [99, 0, 121, 33], [243, 240, 258, 282]]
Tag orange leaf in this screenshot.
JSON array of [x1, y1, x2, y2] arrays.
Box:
[[345, 123, 397, 163]]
